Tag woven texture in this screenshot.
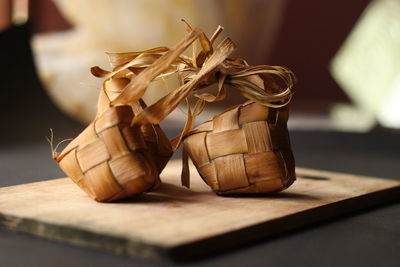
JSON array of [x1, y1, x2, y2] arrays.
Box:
[[183, 101, 295, 194], [97, 78, 173, 174], [56, 104, 172, 202], [55, 78, 173, 202]]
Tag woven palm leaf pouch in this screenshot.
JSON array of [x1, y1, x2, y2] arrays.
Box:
[[53, 29, 202, 202], [168, 24, 297, 195], [183, 99, 296, 195]]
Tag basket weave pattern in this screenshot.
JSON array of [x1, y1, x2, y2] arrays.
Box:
[[53, 27, 296, 200], [183, 101, 295, 194], [56, 104, 172, 202], [55, 77, 173, 202], [96, 78, 173, 173]]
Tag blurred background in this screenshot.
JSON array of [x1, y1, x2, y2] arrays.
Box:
[[0, 0, 399, 186]]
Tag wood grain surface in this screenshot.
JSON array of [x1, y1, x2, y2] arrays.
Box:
[[0, 161, 399, 261]]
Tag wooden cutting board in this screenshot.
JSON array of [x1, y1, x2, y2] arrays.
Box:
[[0, 161, 399, 261]]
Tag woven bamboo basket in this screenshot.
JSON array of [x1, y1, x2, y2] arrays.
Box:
[[182, 100, 296, 194], [54, 77, 173, 202]]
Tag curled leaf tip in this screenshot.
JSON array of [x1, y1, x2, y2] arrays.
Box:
[[181, 18, 193, 31], [91, 66, 110, 78]]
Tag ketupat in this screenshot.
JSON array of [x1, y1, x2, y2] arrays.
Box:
[[53, 22, 296, 201]]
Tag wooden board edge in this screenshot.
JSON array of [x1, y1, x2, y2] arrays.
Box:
[[0, 213, 171, 262], [167, 185, 400, 262]]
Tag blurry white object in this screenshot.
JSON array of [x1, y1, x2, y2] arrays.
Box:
[[32, 0, 286, 123], [377, 74, 400, 128], [330, 104, 376, 132], [330, 0, 400, 131]]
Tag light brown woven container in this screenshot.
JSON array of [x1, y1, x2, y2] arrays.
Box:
[[183, 100, 295, 195], [53, 29, 206, 202], [55, 77, 173, 202], [97, 77, 173, 173]]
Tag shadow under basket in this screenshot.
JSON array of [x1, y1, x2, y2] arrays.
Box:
[[183, 101, 296, 195], [55, 105, 173, 202]]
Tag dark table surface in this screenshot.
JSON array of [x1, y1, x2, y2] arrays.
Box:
[[1, 25, 400, 267]]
